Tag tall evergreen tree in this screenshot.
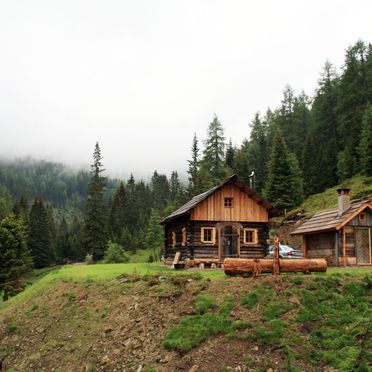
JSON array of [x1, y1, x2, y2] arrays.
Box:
[[264, 129, 303, 211], [84, 142, 107, 261], [109, 182, 127, 243], [28, 198, 54, 268], [144, 209, 164, 260], [201, 114, 226, 182], [358, 105, 372, 175], [0, 214, 33, 300], [169, 171, 181, 204], [187, 134, 201, 196], [225, 139, 235, 169]]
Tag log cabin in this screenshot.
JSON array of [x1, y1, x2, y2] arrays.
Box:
[[291, 188, 372, 266], [160, 174, 278, 267]]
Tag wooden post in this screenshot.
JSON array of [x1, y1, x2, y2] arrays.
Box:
[[302, 235, 307, 258], [273, 235, 280, 275], [343, 227, 347, 267]]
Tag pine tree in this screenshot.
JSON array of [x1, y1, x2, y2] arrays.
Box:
[[187, 134, 201, 196], [169, 171, 182, 205], [233, 140, 252, 186], [301, 135, 318, 196], [201, 114, 226, 183], [264, 129, 304, 211], [84, 142, 107, 261], [109, 182, 127, 243], [358, 105, 372, 175], [144, 209, 163, 261], [225, 139, 235, 169], [0, 214, 33, 300], [28, 198, 55, 268]]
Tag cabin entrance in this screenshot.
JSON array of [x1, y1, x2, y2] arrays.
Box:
[[355, 227, 371, 264], [220, 225, 239, 259]]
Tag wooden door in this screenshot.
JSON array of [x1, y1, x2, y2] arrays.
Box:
[[220, 225, 239, 259], [355, 228, 371, 265]]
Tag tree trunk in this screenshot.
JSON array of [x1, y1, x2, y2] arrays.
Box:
[[224, 258, 327, 275]]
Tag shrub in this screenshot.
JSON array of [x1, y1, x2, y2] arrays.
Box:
[[195, 295, 217, 315], [241, 291, 259, 310], [103, 241, 129, 264], [253, 319, 285, 346], [6, 320, 18, 334]]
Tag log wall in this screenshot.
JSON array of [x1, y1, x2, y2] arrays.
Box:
[[306, 232, 337, 266]]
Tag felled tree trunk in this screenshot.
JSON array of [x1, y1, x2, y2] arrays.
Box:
[[224, 258, 327, 275]]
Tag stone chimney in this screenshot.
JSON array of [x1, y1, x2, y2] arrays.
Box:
[[337, 188, 351, 216]]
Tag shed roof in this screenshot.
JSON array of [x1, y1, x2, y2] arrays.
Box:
[[291, 200, 372, 235], [160, 174, 277, 224]]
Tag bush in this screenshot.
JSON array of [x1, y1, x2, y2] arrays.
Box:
[[103, 241, 129, 264], [195, 295, 217, 315]]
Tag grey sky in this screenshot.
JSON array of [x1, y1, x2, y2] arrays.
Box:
[[0, 1, 371, 179]]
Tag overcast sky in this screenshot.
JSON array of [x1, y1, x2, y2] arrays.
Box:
[[0, 1, 371, 179]]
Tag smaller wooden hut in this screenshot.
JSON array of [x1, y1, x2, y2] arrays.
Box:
[[291, 189, 372, 266]]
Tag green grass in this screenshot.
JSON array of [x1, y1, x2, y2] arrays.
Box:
[[127, 248, 162, 263], [300, 174, 372, 218]]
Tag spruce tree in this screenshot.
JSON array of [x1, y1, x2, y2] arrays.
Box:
[[144, 209, 163, 260], [358, 105, 372, 175], [225, 139, 235, 169], [28, 198, 55, 268], [187, 134, 201, 196], [201, 114, 226, 183], [169, 171, 181, 204], [84, 142, 107, 261], [263, 129, 303, 211], [0, 214, 33, 300], [109, 182, 127, 243]]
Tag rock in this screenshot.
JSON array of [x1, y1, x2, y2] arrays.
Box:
[[36, 327, 45, 334], [101, 355, 110, 364], [189, 365, 199, 372], [266, 368, 273, 372], [113, 349, 120, 355], [253, 346, 259, 351], [136, 366, 143, 372]]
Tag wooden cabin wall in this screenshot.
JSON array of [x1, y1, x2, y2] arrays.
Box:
[[190, 184, 269, 222], [348, 209, 372, 227], [190, 221, 219, 260], [344, 226, 356, 257], [306, 232, 337, 266], [239, 222, 268, 259], [164, 216, 189, 261]]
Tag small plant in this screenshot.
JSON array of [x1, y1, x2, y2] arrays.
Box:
[[219, 295, 234, 316], [293, 276, 303, 285], [64, 292, 76, 301], [195, 295, 217, 315], [240, 291, 259, 309], [103, 241, 129, 263], [243, 355, 253, 366], [6, 320, 18, 334], [231, 321, 252, 330]]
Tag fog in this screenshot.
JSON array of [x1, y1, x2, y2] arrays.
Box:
[[0, 0, 371, 178]]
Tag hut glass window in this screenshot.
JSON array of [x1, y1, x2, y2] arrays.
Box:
[[359, 213, 366, 222], [201, 227, 215, 244], [224, 197, 233, 207], [172, 231, 176, 247], [244, 229, 257, 244], [182, 227, 186, 246]]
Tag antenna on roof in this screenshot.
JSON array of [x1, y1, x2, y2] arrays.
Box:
[[249, 171, 255, 189]]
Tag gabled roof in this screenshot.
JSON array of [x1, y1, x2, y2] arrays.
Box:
[[160, 174, 277, 224], [291, 200, 372, 235]]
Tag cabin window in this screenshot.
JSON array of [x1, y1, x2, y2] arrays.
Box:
[[182, 227, 186, 246], [359, 213, 366, 222], [172, 231, 176, 247], [244, 229, 258, 245], [201, 227, 215, 244], [224, 197, 233, 207]]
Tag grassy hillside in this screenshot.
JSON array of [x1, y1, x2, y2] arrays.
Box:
[[300, 174, 372, 218], [1, 264, 371, 371]]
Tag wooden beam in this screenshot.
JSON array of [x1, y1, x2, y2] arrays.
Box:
[[343, 227, 347, 267], [302, 235, 307, 258]]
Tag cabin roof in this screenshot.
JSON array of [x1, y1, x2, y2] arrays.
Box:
[[160, 174, 277, 224], [291, 200, 372, 235]]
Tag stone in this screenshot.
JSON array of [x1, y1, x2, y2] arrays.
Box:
[[189, 365, 199, 372], [253, 346, 259, 351], [266, 369, 273, 372], [113, 349, 120, 355], [101, 355, 110, 364]]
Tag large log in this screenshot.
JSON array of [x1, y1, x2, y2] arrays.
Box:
[[224, 258, 327, 275]]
